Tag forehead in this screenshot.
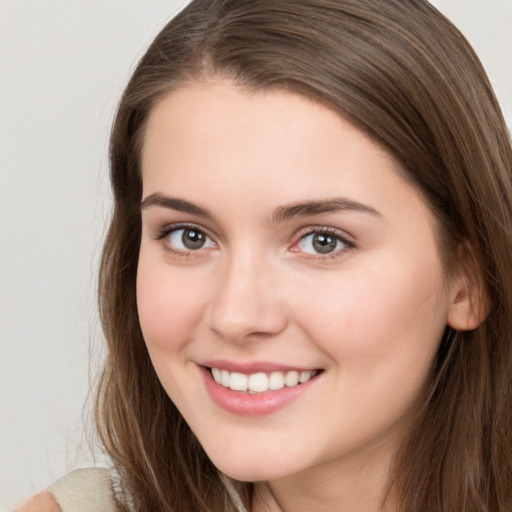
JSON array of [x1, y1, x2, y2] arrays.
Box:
[[141, 80, 434, 230], [142, 81, 395, 186]]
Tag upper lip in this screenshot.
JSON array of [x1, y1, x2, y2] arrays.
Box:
[[200, 359, 320, 374]]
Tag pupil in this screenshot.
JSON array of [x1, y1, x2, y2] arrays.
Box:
[[313, 233, 337, 254], [182, 229, 205, 249]]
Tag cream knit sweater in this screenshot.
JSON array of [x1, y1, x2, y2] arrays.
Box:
[[48, 468, 118, 512], [18, 468, 118, 512]]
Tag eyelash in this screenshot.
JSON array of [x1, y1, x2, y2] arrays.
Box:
[[155, 223, 216, 258], [292, 226, 355, 261], [154, 223, 355, 260]]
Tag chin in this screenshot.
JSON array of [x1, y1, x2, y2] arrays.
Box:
[[218, 464, 290, 483], [206, 447, 302, 483]]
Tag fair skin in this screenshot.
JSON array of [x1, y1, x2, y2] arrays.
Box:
[[18, 492, 60, 512], [137, 79, 480, 512]]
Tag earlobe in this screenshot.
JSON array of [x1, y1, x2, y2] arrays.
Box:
[[446, 244, 490, 331], [447, 289, 489, 331]]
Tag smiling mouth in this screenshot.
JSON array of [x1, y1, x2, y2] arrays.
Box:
[[208, 367, 321, 394]]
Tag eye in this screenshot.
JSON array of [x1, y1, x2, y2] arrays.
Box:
[[164, 227, 216, 252], [296, 230, 351, 255]]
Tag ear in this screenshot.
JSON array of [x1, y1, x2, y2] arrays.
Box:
[[447, 242, 490, 331]]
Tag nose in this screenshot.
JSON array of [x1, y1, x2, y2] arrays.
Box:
[[206, 250, 288, 343]]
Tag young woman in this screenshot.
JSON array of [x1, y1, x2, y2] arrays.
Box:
[[21, 0, 512, 511]]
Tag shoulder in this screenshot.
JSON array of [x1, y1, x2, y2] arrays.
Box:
[[17, 491, 60, 512], [17, 468, 119, 512]]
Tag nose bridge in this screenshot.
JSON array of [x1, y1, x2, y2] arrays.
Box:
[[207, 245, 287, 342]]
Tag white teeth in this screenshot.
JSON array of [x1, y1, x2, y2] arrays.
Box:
[[284, 370, 299, 387], [211, 367, 222, 383], [269, 371, 285, 390], [221, 369, 230, 387], [248, 372, 268, 392], [230, 372, 248, 391], [210, 368, 317, 393], [299, 371, 313, 383]]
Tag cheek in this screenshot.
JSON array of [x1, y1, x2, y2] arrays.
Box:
[[292, 253, 449, 384], [136, 258, 209, 354], [289, 258, 449, 446]]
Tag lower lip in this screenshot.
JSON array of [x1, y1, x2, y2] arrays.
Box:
[[200, 366, 320, 416]]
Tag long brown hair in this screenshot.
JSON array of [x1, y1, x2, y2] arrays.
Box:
[[95, 1, 512, 510]]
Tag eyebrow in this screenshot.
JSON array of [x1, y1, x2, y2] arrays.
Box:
[[272, 198, 381, 222], [140, 193, 380, 222], [141, 193, 214, 219]]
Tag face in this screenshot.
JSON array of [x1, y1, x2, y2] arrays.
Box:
[[137, 79, 458, 485]]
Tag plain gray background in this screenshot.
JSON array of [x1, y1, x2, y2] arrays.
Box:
[[1, 0, 511, 508]]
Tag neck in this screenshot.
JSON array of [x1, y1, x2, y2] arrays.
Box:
[[251, 439, 398, 512]]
